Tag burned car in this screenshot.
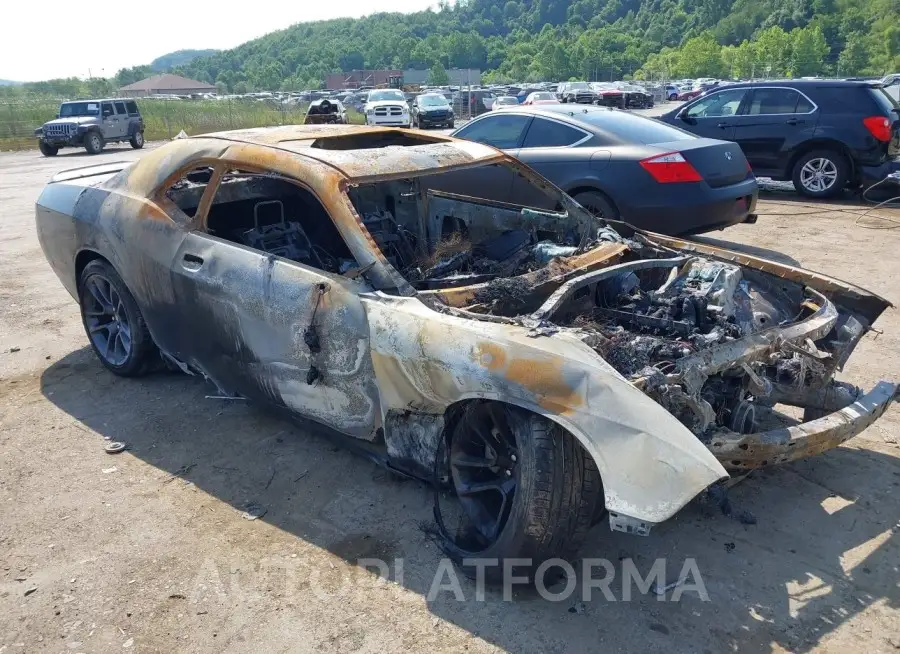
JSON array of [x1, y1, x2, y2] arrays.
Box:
[[36, 125, 896, 579]]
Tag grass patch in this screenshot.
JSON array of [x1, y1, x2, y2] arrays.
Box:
[[0, 98, 367, 150]]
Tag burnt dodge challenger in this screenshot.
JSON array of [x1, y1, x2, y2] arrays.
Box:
[[36, 125, 896, 576]]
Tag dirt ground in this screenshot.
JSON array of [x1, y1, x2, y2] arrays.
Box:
[[1, 143, 899, 654]]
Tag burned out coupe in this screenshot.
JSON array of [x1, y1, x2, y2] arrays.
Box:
[[36, 125, 896, 578]]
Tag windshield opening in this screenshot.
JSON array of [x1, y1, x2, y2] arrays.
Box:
[[59, 102, 99, 117], [368, 90, 406, 102], [420, 94, 449, 106], [347, 159, 601, 303]]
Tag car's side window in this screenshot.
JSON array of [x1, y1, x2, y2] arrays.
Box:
[[203, 169, 356, 274], [125, 101, 139, 115], [453, 114, 532, 149], [101, 103, 115, 118], [746, 88, 803, 115], [164, 167, 216, 221], [795, 93, 815, 113], [114, 101, 127, 115], [522, 118, 587, 148], [685, 89, 747, 118]]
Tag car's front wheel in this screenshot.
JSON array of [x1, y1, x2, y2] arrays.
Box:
[[79, 259, 155, 376], [792, 149, 848, 198], [83, 131, 104, 155], [129, 130, 144, 149], [440, 401, 603, 584], [38, 141, 58, 156]]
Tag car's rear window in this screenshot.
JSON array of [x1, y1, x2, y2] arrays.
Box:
[[576, 110, 695, 144], [870, 88, 899, 115]]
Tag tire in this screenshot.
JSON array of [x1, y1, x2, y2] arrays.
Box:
[[79, 259, 155, 377], [572, 190, 619, 220], [669, 93, 677, 101], [38, 141, 58, 157], [83, 130, 104, 155], [442, 402, 603, 584], [448, 120, 455, 129], [792, 149, 849, 199], [129, 130, 144, 149]]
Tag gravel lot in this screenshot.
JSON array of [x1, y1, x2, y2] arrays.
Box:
[[1, 141, 899, 654]]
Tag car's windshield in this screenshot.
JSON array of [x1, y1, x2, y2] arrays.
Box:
[[495, 97, 518, 105], [368, 90, 405, 102], [568, 82, 589, 90], [530, 92, 554, 101], [419, 94, 449, 106], [59, 102, 99, 117]]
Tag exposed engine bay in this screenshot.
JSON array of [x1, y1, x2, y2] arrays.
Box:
[[348, 175, 874, 449]]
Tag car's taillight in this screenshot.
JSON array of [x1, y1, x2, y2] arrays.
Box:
[[639, 152, 703, 183], [863, 116, 892, 142]]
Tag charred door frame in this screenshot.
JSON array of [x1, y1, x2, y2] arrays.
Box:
[[158, 155, 384, 440]]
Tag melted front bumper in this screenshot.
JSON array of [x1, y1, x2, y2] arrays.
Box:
[[709, 381, 898, 471]]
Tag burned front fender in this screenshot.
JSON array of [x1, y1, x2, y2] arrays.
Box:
[[362, 293, 728, 527]]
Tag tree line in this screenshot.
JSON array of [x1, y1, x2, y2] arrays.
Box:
[[2, 0, 897, 99]]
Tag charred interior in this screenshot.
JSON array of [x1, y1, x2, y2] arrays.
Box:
[[168, 169, 357, 274], [348, 164, 870, 445]]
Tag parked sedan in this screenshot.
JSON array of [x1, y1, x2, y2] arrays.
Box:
[[451, 105, 758, 235], [492, 96, 520, 110], [659, 80, 900, 197], [522, 91, 558, 105]]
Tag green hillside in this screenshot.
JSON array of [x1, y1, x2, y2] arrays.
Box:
[[168, 0, 899, 91], [150, 49, 220, 72]]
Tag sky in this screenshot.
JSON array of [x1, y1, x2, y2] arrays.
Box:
[[1, 0, 437, 82]]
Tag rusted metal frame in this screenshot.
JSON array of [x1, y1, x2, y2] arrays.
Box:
[[423, 243, 628, 308], [528, 257, 689, 324], [194, 134, 356, 179], [147, 158, 225, 229], [673, 288, 838, 386], [709, 381, 898, 470]]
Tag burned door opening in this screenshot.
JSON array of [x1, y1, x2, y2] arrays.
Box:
[[167, 170, 382, 440]]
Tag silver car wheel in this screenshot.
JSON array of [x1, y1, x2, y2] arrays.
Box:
[[83, 275, 133, 366], [799, 157, 838, 193]]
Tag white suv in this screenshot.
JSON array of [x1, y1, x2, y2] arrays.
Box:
[[363, 89, 411, 127]]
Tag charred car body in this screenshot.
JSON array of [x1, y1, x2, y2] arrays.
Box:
[[36, 125, 896, 579]]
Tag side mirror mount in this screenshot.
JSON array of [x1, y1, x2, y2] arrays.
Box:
[[677, 108, 696, 125]]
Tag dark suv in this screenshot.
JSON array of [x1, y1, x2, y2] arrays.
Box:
[[660, 80, 900, 197]]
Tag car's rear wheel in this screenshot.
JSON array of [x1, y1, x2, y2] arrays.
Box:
[[84, 131, 104, 155], [129, 130, 144, 149], [572, 190, 619, 220], [792, 150, 848, 198], [79, 259, 154, 376], [39, 141, 58, 156], [441, 401, 602, 583]]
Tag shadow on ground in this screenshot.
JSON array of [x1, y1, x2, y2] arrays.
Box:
[[39, 345, 900, 653]]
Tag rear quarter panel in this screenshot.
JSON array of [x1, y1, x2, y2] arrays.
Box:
[[35, 183, 90, 300]]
